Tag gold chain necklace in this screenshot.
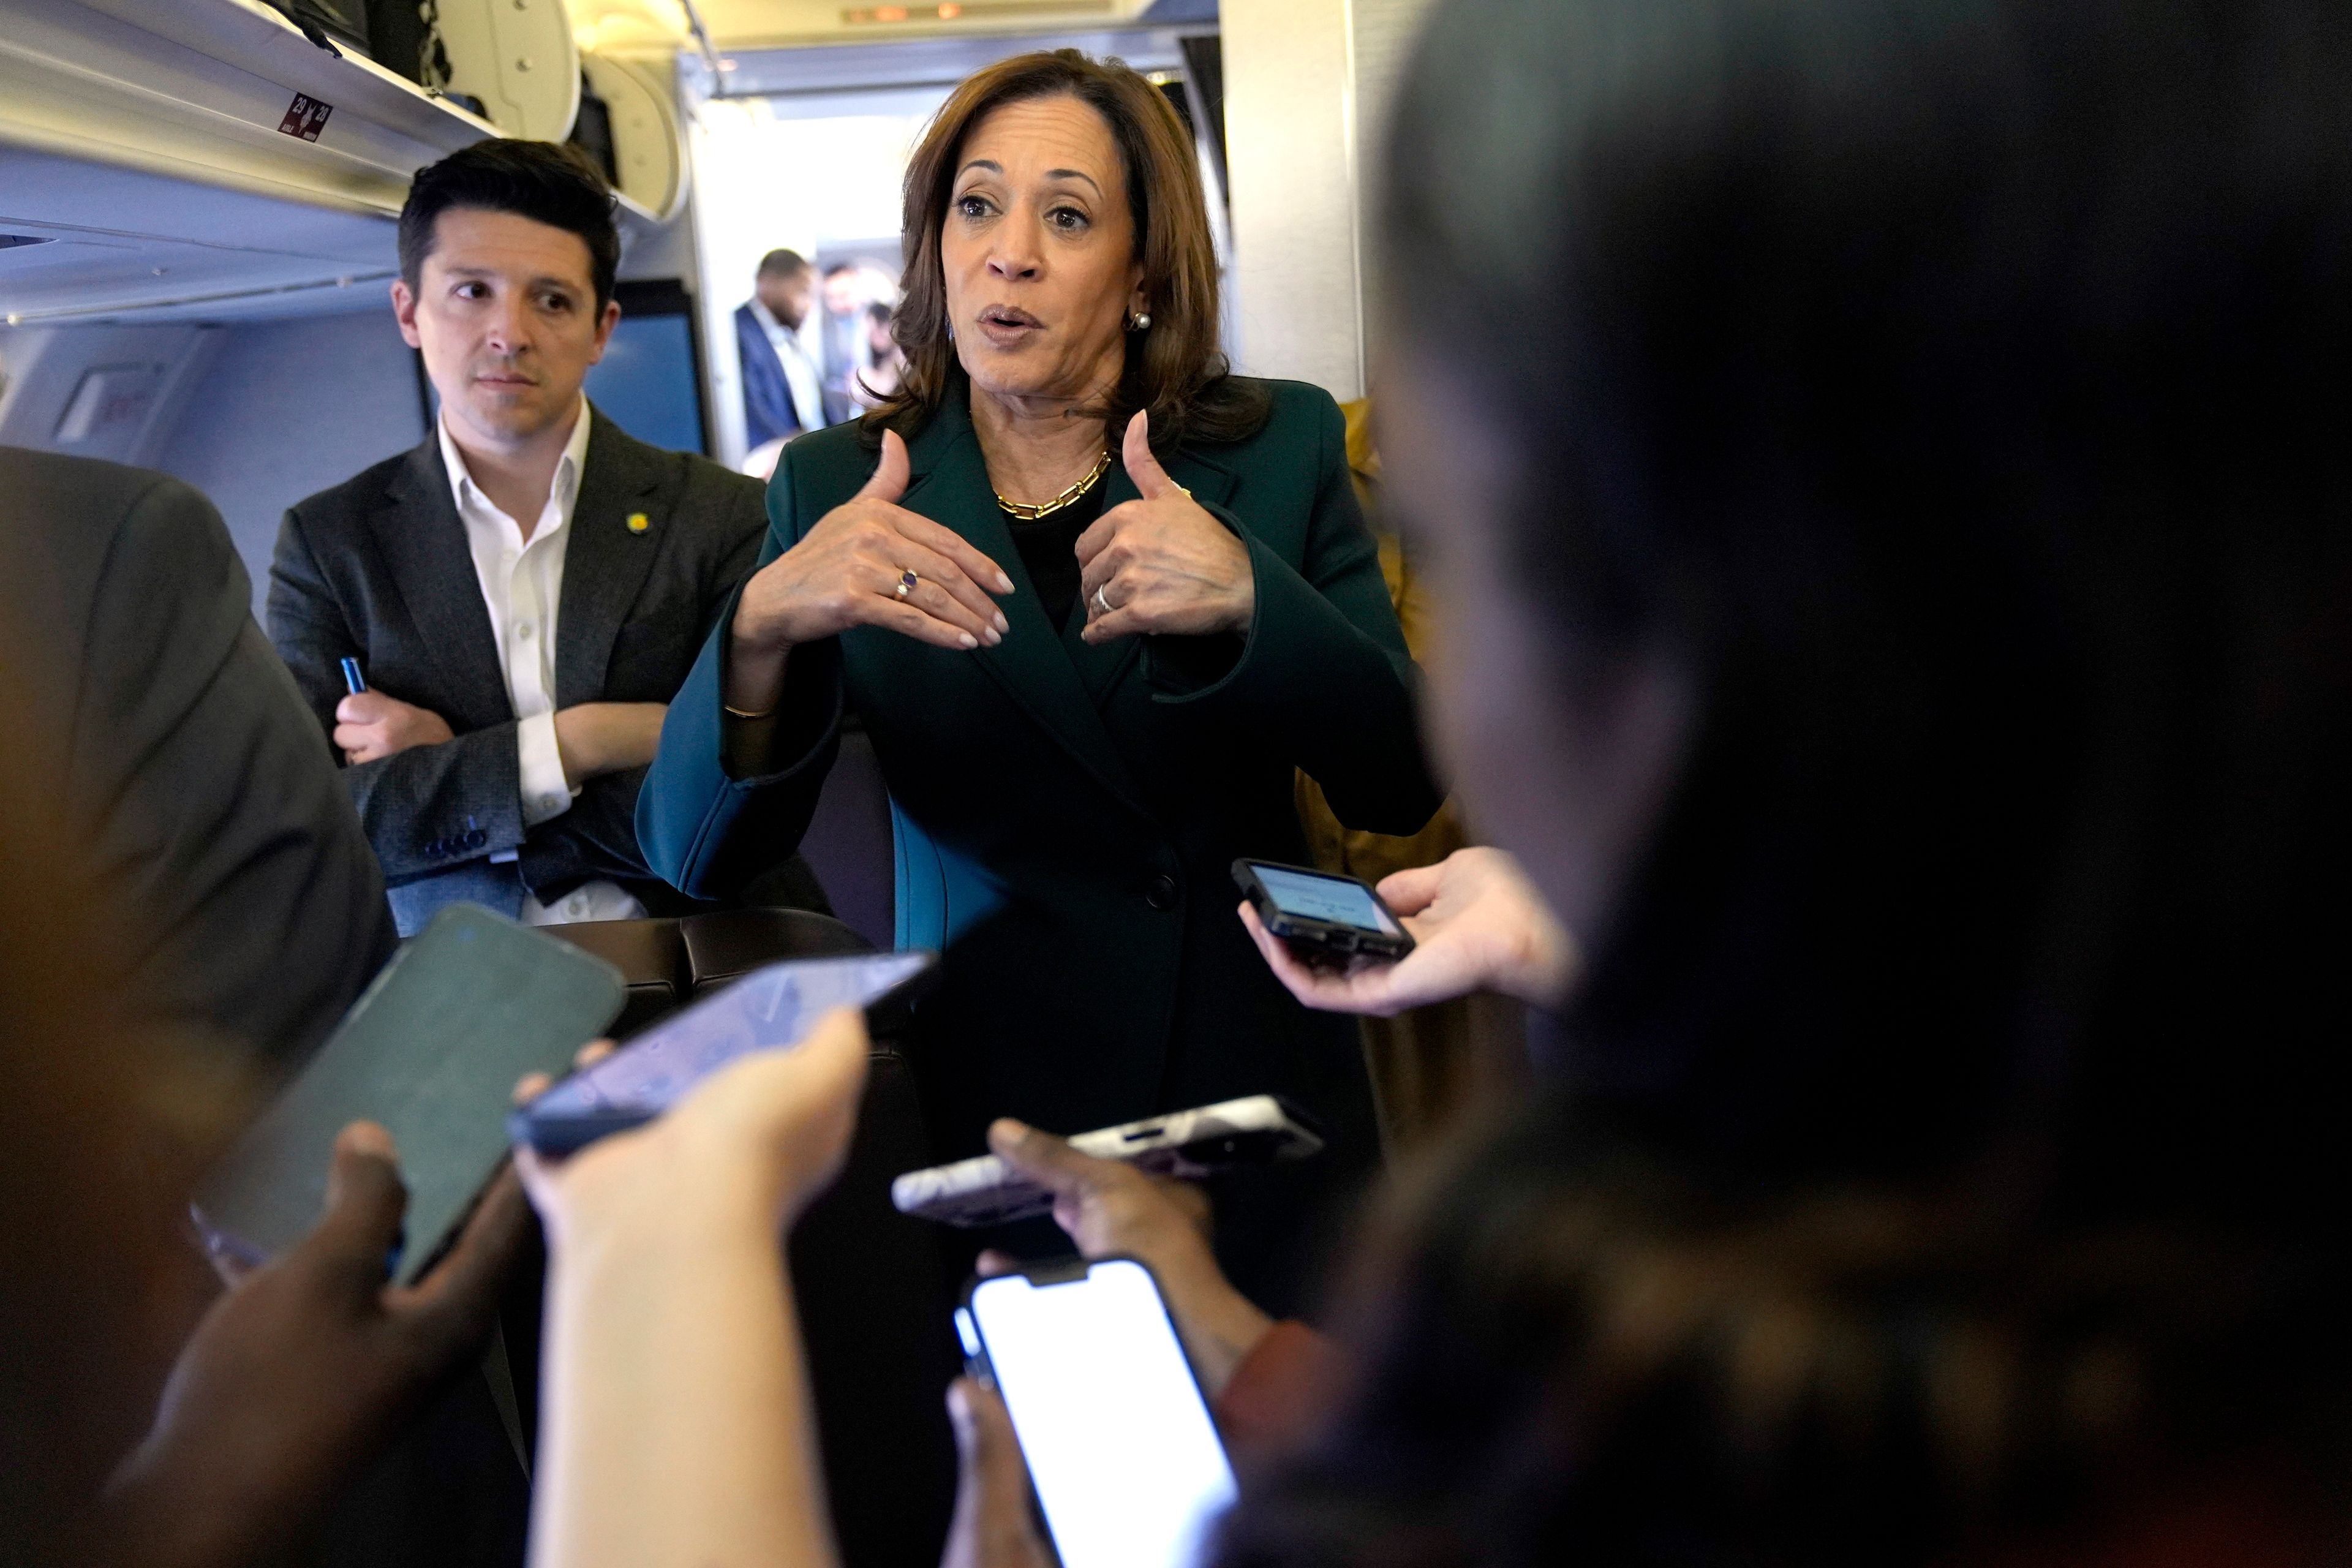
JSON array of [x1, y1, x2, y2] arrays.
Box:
[[995, 448, 1114, 521]]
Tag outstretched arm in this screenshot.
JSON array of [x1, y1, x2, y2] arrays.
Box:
[[517, 1013, 869, 1568]]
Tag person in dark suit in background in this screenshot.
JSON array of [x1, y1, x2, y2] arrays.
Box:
[[0, 444, 396, 1082], [271, 139, 794, 937], [734, 248, 825, 453]]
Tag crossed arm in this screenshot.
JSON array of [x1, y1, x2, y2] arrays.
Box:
[[266, 508, 675, 884]]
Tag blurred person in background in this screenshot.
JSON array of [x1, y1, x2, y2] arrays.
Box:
[[855, 301, 909, 407], [818, 262, 869, 425], [738, 247, 826, 456], [531, 1, 2352, 1565], [639, 48, 1441, 1309]]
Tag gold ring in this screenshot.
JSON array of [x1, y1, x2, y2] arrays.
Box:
[[895, 568, 919, 599]]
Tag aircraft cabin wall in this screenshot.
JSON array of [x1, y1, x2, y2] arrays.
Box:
[[0, 309, 428, 623], [0, 231, 695, 625]]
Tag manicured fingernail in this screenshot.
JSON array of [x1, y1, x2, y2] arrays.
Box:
[[959, 632, 978, 649], [997, 573, 1015, 593], [992, 611, 1008, 634], [983, 627, 1001, 646], [343, 1122, 396, 1160]]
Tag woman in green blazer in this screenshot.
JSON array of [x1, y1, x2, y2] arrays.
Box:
[[639, 50, 1439, 1301]]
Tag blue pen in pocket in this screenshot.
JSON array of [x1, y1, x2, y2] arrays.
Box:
[[340, 657, 367, 696]]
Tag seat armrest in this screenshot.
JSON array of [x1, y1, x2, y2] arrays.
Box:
[[679, 907, 874, 994], [545, 917, 687, 1039]]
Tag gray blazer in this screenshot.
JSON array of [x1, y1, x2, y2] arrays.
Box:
[[0, 445, 398, 1080], [267, 409, 771, 932]]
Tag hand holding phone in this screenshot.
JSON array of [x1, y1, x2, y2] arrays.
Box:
[[116, 1122, 533, 1568], [958, 1259, 1238, 1568], [892, 1095, 1324, 1229], [510, 950, 937, 1155], [194, 906, 626, 1284], [1238, 847, 1580, 1018], [1231, 859, 1415, 968]]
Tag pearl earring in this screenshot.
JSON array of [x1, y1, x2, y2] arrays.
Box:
[[1128, 311, 1152, 331]]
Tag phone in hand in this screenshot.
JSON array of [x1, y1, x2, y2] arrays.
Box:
[[958, 1257, 1237, 1568], [1232, 858, 1415, 967], [508, 949, 937, 1155], [893, 1094, 1326, 1228], [193, 905, 626, 1284]]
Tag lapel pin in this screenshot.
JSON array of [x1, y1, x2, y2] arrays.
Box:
[[626, 511, 651, 534]]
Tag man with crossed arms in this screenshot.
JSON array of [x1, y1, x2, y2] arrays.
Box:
[[271, 140, 794, 933]]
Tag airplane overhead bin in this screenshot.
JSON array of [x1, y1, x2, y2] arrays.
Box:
[[581, 50, 689, 223], [0, 0, 499, 222], [0, 0, 698, 602], [424, 0, 581, 145], [0, 0, 690, 324]]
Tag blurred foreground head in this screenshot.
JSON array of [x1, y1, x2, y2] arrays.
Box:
[[1224, 1, 2352, 1562], [0, 646, 235, 1564]]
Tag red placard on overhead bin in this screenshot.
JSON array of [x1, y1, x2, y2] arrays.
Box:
[[277, 94, 333, 141]]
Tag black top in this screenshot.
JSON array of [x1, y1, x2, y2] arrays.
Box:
[[1001, 475, 1110, 633]]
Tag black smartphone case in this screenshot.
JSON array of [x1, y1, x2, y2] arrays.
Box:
[[1230, 859, 1416, 962]]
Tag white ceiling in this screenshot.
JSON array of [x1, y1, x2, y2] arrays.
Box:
[[567, 0, 1182, 55]]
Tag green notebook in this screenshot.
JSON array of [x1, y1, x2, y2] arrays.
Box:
[[194, 905, 625, 1284]]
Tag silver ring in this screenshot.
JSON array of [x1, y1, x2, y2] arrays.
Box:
[[895, 568, 919, 599], [1093, 584, 1114, 616]]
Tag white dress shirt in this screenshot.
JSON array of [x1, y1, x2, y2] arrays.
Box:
[[437, 401, 646, 926], [750, 296, 826, 435]]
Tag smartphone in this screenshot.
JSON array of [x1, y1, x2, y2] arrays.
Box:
[[893, 1094, 1327, 1228], [510, 949, 938, 1155], [193, 905, 626, 1284], [959, 1258, 1238, 1568], [1232, 858, 1415, 965]]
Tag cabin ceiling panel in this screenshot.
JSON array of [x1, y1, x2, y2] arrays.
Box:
[[0, 146, 398, 322], [565, 0, 1166, 54]]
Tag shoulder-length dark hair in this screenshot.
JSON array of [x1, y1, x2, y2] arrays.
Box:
[[865, 49, 1268, 451]]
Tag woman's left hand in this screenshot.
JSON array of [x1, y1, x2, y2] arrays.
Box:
[[1076, 410, 1255, 643]]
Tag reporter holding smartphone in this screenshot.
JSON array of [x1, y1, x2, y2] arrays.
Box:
[[1238, 847, 1580, 1020], [638, 51, 1440, 1303]]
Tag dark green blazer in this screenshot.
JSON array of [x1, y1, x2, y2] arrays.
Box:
[[641, 379, 1440, 1271]]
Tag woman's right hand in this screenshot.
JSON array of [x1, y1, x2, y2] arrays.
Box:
[[733, 429, 1014, 658]]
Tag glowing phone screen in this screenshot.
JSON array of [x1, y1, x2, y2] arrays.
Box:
[[527, 951, 929, 1119], [1252, 864, 1399, 932], [964, 1260, 1238, 1568]]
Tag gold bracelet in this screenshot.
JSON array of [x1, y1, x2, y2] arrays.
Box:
[[723, 701, 777, 720]]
